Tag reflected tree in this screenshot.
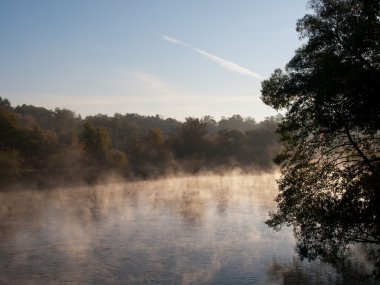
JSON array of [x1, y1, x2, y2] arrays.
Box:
[[261, 0, 380, 277]]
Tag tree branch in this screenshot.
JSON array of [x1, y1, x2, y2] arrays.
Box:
[[341, 117, 377, 175]]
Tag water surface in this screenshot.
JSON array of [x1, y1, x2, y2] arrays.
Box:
[[0, 174, 374, 284]]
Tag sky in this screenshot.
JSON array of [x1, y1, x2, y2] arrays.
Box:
[[0, 0, 309, 121]]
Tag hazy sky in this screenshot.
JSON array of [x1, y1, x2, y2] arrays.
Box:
[[0, 0, 308, 121]]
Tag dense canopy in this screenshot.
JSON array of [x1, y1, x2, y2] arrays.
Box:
[[0, 97, 281, 187], [261, 0, 380, 276]]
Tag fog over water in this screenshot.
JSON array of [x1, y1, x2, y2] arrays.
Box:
[[0, 173, 375, 284]]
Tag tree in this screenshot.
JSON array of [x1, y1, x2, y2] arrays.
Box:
[[14, 104, 55, 130], [125, 128, 168, 177], [0, 150, 21, 185], [0, 107, 22, 151], [81, 123, 112, 165], [173, 117, 208, 158], [261, 0, 380, 275], [53, 108, 80, 134], [80, 123, 128, 176], [202, 115, 218, 134], [219, 115, 257, 130], [0, 97, 12, 111]]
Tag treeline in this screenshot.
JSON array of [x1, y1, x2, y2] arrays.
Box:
[[0, 96, 281, 188]]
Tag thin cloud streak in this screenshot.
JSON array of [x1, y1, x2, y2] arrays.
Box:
[[163, 35, 263, 80]]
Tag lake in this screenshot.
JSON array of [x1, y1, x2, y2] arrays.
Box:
[[0, 173, 375, 284]]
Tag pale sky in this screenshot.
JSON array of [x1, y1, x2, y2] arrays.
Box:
[[0, 0, 309, 121]]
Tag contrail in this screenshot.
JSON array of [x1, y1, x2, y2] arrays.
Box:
[[163, 35, 263, 80]]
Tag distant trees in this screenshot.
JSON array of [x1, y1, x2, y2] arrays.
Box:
[[0, 150, 21, 185], [0, 106, 22, 151], [81, 123, 112, 165], [143, 128, 168, 166], [173, 117, 208, 158], [215, 117, 281, 169], [80, 123, 127, 175], [0, 96, 281, 188], [261, 0, 380, 276], [0, 97, 11, 110], [0, 103, 54, 168], [219, 114, 257, 130]]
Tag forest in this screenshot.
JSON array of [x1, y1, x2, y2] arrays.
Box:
[[0, 96, 281, 189]]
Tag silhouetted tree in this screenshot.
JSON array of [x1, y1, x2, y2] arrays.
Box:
[[202, 115, 218, 133], [261, 0, 380, 276], [0, 97, 12, 111], [218, 115, 257, 130]]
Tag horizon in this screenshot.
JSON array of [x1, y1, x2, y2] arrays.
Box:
[[5, 95, 282, 123], [0, 0, 309, 121]]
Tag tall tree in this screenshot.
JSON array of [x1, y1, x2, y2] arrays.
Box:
[[261, 0, 380, 274]]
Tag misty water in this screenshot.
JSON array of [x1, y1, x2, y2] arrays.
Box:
[[0, 174, 375, 284]]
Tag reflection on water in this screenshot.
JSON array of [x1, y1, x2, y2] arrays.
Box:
[[0, 174, 375, 284]]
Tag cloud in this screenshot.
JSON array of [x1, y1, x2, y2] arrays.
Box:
[[6, 68, 272, 120], [131, 71, 177, 96], [163, 35, 263, 80]]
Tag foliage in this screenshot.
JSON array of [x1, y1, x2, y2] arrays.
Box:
[[81, 123, 112, 164], [261, 0, 380, 276], [172, 117, 209, 159], [0, 97, 12, 111], [0, 150, 21, 184], [0, 107, 23, 150], [0, 97, 281, 187]]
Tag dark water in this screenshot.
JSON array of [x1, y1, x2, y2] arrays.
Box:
[[0, 174, 376, 284]]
